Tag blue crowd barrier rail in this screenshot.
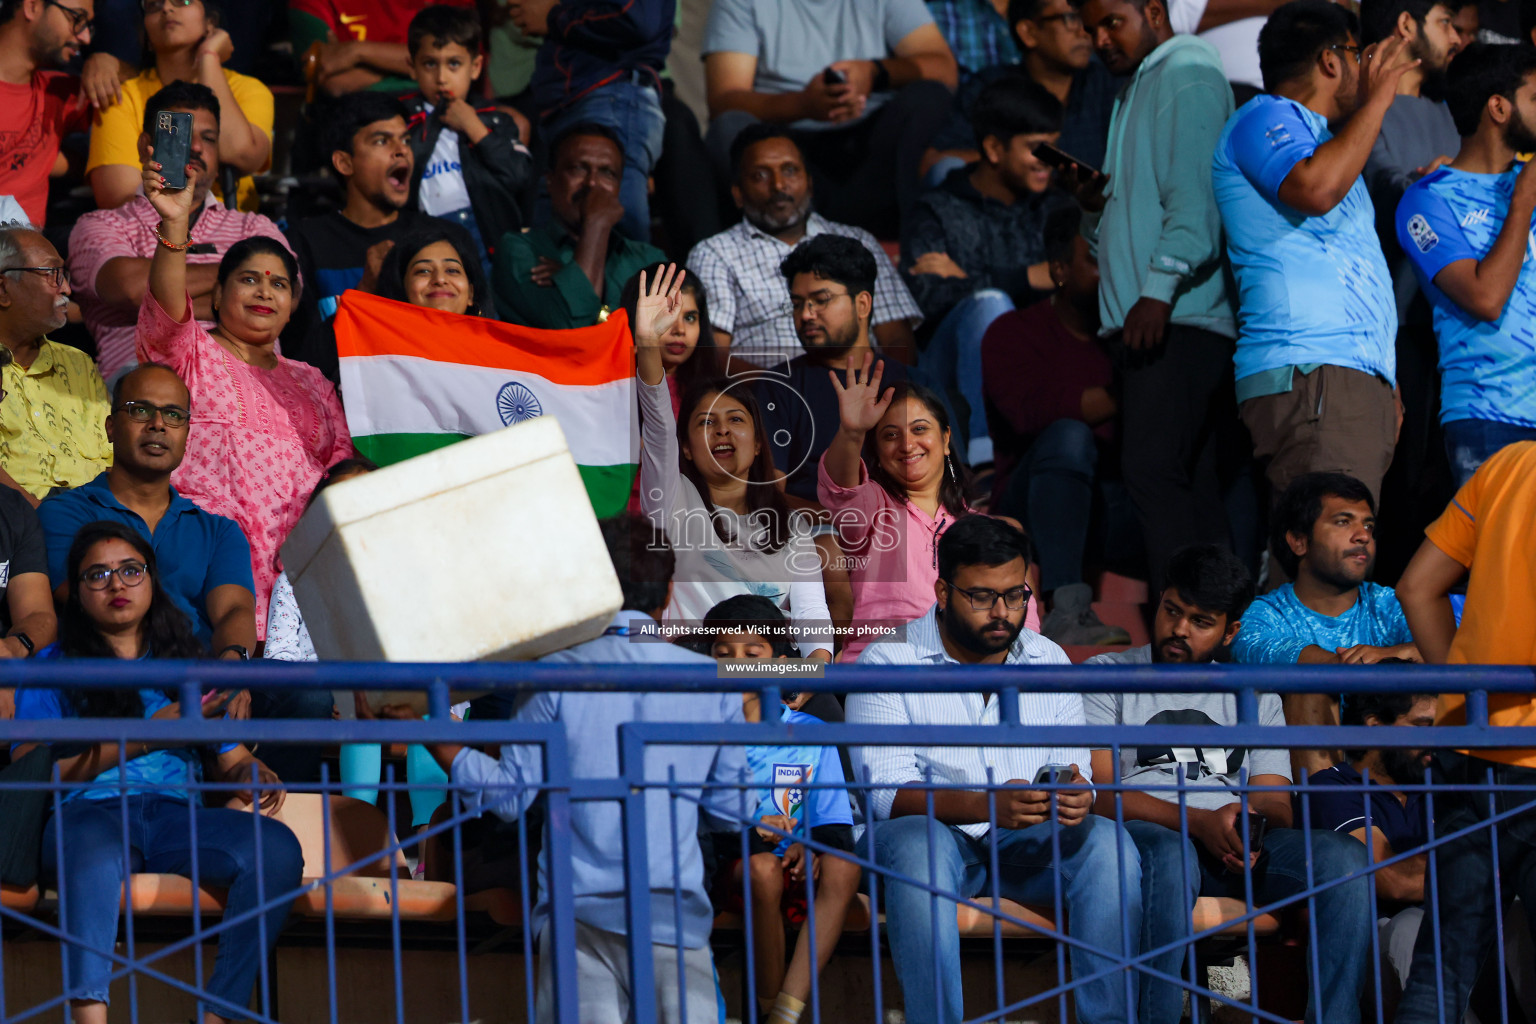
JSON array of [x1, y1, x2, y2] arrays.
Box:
[[0, 661, 1532, 1024]]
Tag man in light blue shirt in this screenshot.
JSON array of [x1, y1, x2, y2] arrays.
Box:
[[394, 516, 744, 1024], [1395, 42, 1536, 486], [1212, 0, 1418, 574], [851, 515, 1140, 1024]]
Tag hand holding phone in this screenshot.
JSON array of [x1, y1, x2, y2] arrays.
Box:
[[1033, 763, 1075, 786], [154, 110, 194, 191], [822, 67, 849, 86]]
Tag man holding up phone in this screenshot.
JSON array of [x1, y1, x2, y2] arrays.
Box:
[[1085, 544, 1372, 1024], [849, 515, 1142, 1024]]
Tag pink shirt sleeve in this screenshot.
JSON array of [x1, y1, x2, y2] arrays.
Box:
[[816, 452, 891, 544], [135, 289, 203, 378], [321, 376, 355, 466], [66, 211, 132, 306]]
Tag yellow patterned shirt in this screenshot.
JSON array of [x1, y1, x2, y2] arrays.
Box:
[[0, 340, 112, 498]]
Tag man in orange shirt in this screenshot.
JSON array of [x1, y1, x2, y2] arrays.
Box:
[[1395, 439, 1536, 1023]]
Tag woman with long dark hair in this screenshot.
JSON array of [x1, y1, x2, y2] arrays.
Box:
[[634, 265, 832, 660], [14, 522, 302, 1024], [819, 359, 1039, 660], [375, 226, 489, 318], [620, 262, 720, 414]]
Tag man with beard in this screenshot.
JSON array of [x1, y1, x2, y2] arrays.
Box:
[[1234, 473, 1419, 772], [686, 123, 920, 369], [1213, 1, 1418, 584], [753, 233, 948, 506], [492, 123, 663, 331], [849, 514, 1143, 1024], [1304, 691, 1437, 994], [1396, 43, 1536, 485], [69, 82, 293, 385], [0, 0, 93, 225], [1085, 543, 1373, 1024]]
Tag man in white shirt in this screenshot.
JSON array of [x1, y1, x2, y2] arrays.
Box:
[[849, 514, 1140, 1024]]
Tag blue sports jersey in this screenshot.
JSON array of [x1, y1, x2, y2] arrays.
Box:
[[744, 706, 852, 856], [1213, 95, 1397, 386], [1396, 165, 1536, 429]]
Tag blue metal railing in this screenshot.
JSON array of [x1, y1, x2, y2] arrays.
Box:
[[0, 660, 1533, 1024]]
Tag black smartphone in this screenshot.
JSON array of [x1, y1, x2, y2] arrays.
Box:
[[1032, 140, 1099, 177], [1245, 811, 1269, 854], [823, 67, 849, 86], [154, 110, 194, 191], [1033, 763, 1074, 785]]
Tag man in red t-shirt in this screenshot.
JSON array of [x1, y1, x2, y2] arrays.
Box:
[[0, 0, 93, 225]]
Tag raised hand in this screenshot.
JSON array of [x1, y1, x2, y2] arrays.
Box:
[[143, 154, 198, 225], [1360, 35, 1420, 108], [634, 263, 686, 347], [829, 350, 894, 436]]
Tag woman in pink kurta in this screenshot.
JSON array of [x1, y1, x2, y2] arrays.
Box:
[[818, 359, 1038, 661], [140, 158, 352, 639]]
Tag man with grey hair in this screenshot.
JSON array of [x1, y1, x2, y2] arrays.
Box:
[[0, 225, 111, 505]]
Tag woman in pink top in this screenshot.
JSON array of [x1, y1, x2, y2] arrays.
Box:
[[819, 356, 1038, 661], [140, 156, 353, 639]]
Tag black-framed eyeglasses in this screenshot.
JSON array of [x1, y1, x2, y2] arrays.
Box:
[[42, 0, 93, 37], [142, 0, 196, 13], [1329, 44, 1363, 61], [116, 400, 191, 428], [944, 581, 1033, 613], [1, 266, 69, 290], [1034, 11, 1085, 29], [79, 562, 149, 590]]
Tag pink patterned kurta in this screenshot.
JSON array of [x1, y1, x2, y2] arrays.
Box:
[[137, 292, 354, 639]]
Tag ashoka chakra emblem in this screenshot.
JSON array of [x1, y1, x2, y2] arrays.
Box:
[[496, 382, 542, 426]]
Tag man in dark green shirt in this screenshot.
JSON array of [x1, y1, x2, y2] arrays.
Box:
[[492, 123, 664, 330]]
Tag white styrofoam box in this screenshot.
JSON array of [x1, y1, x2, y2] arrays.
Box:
[[281, 416, 622, 664]]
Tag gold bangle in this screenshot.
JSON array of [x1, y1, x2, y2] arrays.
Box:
[[154, 225, 189, 252]]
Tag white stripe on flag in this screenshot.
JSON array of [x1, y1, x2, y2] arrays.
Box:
[[340, 353, 639, 467]]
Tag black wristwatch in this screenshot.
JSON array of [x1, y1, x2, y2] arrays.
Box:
[[871, 58, 892, 93], [6, 631, 32, 657], [219, 644, 251, 661]]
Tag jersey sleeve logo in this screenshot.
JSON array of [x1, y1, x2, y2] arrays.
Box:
[[1407, 213, 1439, 253]]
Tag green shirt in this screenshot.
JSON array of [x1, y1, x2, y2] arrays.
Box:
[[492, 225, 665, 330]]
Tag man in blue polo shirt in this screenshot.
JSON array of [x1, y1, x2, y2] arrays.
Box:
[[38, 364, 257, 657], [1212, 0, 1418, 585], [1395, 43, 1536, 486]]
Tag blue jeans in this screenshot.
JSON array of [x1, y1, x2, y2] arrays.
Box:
[[999, 419, 1098, 594], [1128, 819, 1371, 1024], [870, 813, 1140, 1024], [41, 794, 303, 1015], [1443, 417, 1536, 487], [918, 288, 1015, 465], [542, 77, 666, 243], [1396, 754, 1536, 1023]]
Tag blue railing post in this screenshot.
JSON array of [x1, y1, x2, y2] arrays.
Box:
[[617, 723, 657, 1024]]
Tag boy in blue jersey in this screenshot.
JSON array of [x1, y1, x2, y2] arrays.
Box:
[[1395, 42, 1536, 486], [1211, 0, 1418, 582], [703, 595, 859, 1024]]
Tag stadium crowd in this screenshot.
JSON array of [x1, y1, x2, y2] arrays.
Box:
[[1, 0, 1536, 1020]]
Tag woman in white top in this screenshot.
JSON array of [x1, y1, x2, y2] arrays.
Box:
[[635, 265, 833, 660]]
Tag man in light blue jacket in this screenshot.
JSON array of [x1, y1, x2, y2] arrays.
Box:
[[1075, 0, 1239, 593]]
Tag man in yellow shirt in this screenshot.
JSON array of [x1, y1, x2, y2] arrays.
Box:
[[0, 227, 111, 505], [1394, 439, 1536, 1023]]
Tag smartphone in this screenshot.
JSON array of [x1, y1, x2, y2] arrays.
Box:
[[1033, 763, 1075, 786], [155, 110, 194, 191], [1245, 811, 1269, 854], [201, 688, 237, 716], [1032, 140, 1099, 177], [823, 67, 849, 86]]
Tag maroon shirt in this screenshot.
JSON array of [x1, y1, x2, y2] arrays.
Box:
[[981, 298, 1114, 501]]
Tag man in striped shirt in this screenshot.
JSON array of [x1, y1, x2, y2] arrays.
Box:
[[848, 514, 1140, 1024]]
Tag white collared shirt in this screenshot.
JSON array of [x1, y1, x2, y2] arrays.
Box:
[[848, 606, 1090, 837]]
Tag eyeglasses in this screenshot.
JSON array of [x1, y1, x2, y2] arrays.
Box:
[[79, 562, 149, 590], [142, 0, 196, 13], [788, 290, 852, 316], [1329, 43, 1363, 62], [42, 0, 93, 37], [116, 400, 191, 428], [945, 582, 1034, 613], [1, 266, 69, 290], [1034, 11, 1085, 29]]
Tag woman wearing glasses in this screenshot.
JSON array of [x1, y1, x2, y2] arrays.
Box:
[[86, 0, 272, 212], [13, 520, 303, 1024], [818, 356, 1039, 661], [139, 154, 354, 643]]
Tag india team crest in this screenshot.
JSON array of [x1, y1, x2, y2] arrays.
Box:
[[772, 763, 812, 820]]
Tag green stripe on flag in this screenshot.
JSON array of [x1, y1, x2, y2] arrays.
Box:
[[352, 432, 636, 519]]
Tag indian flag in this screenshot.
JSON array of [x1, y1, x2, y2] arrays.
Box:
[[333, 290, 638, 518]]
